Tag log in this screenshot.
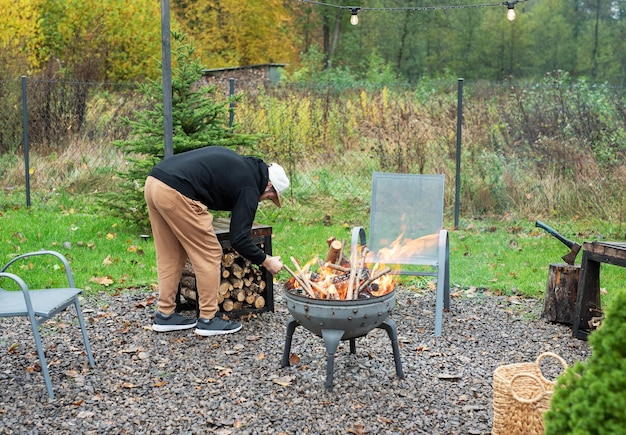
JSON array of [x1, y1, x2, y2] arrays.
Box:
[[541, 263, 580, 325], [325, 238, 343, 264], [218, 280, 231, 295], [222, 252, 236, 267], [230, 263, 245, 279], [180, 275, 196, 289], [222, 299, 235, 312], [254, 295, 265, 309], [177, 247, 270, 314]]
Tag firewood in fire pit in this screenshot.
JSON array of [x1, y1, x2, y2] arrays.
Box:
[[284, 237, 395, 300]]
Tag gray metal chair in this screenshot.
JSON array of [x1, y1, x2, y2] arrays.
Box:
[[352, 172, 450, 336], [0, 250, 95, 399]]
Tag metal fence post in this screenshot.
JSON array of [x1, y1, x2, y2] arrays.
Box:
[[161, 0, 173, 158], [454, 78, 463, 228], [229, 78, 235, 130], [21, 75, 31, 207]]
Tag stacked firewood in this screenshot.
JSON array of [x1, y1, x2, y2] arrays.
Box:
[[284, 237, 394, 300], [178, 248, 266, 313]]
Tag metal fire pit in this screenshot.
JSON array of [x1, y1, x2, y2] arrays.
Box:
[[280, 290, 404, 391]]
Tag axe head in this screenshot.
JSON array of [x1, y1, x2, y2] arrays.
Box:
[[562, 243, 581, 265]]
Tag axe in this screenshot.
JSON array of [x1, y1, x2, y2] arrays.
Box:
[[535, 220, 581, 265]]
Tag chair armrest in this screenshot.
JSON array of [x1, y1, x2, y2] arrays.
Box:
[[0, 271, 37, 311], [0, 250, 76, 288], [350, 226, 367, 260]]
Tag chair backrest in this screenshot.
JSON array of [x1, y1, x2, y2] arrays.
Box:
[[368, 172, 444, 266]]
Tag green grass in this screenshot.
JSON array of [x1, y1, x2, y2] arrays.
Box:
[[2, 193, 625, 306], [0, 197, 156, 293]]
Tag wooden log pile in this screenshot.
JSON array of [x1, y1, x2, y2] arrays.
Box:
[[284, 237, 395, 300], [178, 248, 266, 313]]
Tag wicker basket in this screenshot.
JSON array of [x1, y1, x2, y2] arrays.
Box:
[[492, 352, 568, 435]]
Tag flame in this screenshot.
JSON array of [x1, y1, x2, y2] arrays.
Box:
[[368, 232, 439, 263]]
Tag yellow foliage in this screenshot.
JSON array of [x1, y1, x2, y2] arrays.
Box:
[[0, 0, 45, 68]]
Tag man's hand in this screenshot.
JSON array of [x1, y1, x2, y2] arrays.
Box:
[[262, 255, 284, 275]]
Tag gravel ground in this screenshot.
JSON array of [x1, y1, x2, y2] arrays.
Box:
[[0, 285, 591, 435]]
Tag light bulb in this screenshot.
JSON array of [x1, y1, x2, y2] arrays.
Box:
[[350, 8, 359, 25], [507, 7, 516, 21]]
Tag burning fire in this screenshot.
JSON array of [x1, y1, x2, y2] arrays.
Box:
[[369, 233, 439, 263], [284, 238, 397, 300]]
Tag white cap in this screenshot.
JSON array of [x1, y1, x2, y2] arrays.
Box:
[[267, 163, 289, 207]]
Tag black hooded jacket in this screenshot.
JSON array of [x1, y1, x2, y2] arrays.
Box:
[[148, 146, 270, 265]]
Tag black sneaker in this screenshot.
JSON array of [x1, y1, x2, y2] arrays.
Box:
[[152, 311, 197, 332], [195, 316, 242, 336]]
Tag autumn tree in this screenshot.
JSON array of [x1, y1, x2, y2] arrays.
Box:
[[172, 0, 300, 68], [38, 0, 163, 81]]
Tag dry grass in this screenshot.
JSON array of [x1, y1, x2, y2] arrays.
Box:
[[3, 82, 626, 224]]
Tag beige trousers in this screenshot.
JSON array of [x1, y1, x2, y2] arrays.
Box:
[[144, 176, 223, 319]]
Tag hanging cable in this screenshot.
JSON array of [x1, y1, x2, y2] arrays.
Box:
[[298, 0, 526, 24]]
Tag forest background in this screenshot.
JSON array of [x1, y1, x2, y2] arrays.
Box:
[[1, 0, 625, 85]]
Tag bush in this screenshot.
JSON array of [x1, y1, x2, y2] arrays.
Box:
[[544, 287, 626, 434]]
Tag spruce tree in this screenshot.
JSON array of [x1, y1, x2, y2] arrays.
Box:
[[105, 31, 262, 228]]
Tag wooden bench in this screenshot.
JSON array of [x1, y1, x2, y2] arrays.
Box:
[[573, 241, 626, 340]]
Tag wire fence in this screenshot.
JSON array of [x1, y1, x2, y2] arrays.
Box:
[[1, 76, 461, 226], [2, 76, 625, 226]]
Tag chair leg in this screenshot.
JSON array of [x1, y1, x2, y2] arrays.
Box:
[[434, 230, 450, 337], [27, 313, 55, 399], [74, 298, 95, 368]]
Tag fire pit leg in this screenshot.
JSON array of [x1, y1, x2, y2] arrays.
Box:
[[377, 319, 404, 379], [321, 329, 345, 391], [280, 316, 300, 368]]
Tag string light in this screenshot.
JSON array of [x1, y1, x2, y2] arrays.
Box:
[[503, 1, 517, 21], [298, 0, 525, 24], [350, 7, 360, 25]]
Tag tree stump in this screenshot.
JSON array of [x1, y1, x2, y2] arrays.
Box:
[[541, 263, 580, 325]]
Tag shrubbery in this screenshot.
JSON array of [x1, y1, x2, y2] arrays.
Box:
[[544, 288, 626, 434]]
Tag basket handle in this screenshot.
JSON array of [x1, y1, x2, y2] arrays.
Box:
[[509, 372, 546, 404], [536, 352, 568, 385]]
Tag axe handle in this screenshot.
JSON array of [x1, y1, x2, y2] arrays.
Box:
[[535, 220, 577, 249]]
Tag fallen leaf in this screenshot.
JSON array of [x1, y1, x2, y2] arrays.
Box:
[[121, 382, 136, 389], [102, 255, 113, 265], [89, 275, 114, 286], [347, 423, 366, 434], [273, 376, 293, 387], [288, 354, 301, 365]]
